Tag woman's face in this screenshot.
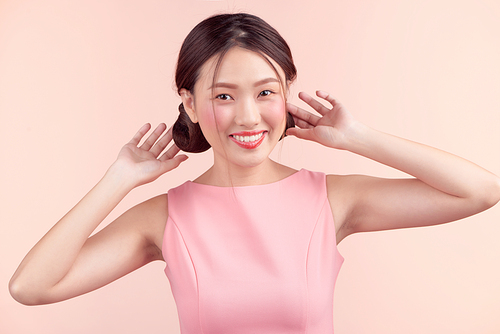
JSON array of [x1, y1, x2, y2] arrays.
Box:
[[183, 47, 288, 169]]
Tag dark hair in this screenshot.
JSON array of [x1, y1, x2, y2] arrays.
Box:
[[172, 13, 297, 153]]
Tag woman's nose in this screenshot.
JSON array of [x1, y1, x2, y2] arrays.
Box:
[[234, 98, 261, 127]]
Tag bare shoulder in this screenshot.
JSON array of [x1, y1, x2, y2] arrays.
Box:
[[123, 193, 169, 260], [325, 174, 369, 243], [325, 174, 349, 242], [326, 173, 374, 195]]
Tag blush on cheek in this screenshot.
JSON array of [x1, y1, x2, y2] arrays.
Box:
[[267, 99, 287, 128], [196, 105, 218, 144], [211, 106, 233, 130], [199, 106, 217, 127], [198, 105, 231, 141]]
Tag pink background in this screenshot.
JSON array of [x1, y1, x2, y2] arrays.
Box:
[[1, 0, 500, 333]]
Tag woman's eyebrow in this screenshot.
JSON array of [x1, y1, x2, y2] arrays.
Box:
[[208, 78, 279, 90], [253, 77, 279, 87], [208, 82, 238, 90]]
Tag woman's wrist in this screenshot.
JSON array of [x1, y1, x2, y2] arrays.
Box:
[[103, 162, 138, 194], [339, 120, 374, 154]]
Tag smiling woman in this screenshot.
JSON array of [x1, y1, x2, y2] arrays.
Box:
[[172, 13, 295, 155], [8, 10, 500, 334], [180, 47, 290, 175]]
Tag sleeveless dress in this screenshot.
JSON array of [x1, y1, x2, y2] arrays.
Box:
[[162, 169, 344, 333]]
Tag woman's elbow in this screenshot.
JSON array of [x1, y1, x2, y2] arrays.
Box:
[[9, 277, 47, 306], [476, 174, 500, 211]]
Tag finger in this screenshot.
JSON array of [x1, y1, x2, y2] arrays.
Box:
[[159, 143, 182, 161], [129, 123, 152, 146], [298, 92, 330, 115], [150, 126, 174, 157], [140, 123, 167, 151], [285, 127, 316, 142], [158, 154, 189, 174], [292, 116, 315, 130], [287, 102, 321, 126], [316, 90, 338, 107]]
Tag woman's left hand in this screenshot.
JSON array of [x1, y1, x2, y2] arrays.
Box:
[[286, 90, 359, 150]]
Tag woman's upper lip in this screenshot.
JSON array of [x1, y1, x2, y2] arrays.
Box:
[[230, 130, 267, 136]]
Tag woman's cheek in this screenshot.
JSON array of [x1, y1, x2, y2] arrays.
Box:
[[195, 105, 216, 144], [199, 105, 217, 128], [266, 98, 287, 128], [198, 105, 232, 138], [213, 105, 233, 130]]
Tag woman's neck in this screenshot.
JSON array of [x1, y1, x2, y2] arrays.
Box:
[[194, 158, 296, 187]]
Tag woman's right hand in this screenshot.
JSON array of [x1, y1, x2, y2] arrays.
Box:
[[110, 123, 188, 188]]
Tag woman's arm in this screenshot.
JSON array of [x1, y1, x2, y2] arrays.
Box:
[[9, 124, 187, 305], [287, 91, 500, 242]]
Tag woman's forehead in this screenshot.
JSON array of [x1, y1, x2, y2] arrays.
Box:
[[196, 47, 286, 89]]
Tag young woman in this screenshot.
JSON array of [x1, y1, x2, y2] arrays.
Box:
[[9, 13, 500, 333]]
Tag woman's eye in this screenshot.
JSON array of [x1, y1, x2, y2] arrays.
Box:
[[215, 94, 232, 101], [259, 90, 274, 97]]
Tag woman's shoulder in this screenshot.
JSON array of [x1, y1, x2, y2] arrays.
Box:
[[130, 193, 168, 214], [127, 194, 169, 255]]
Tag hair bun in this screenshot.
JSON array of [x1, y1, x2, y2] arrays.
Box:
[[172, 103, 211, 153], [283, 112, 295, 139]]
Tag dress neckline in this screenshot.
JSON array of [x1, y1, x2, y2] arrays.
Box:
[[186, 168, 304, 189]]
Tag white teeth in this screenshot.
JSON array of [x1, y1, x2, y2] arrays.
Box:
[[233, 132, 264, 143]]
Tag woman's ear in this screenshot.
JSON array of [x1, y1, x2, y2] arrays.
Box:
[[179, 88, 198, 123], [285, 80, 294, 99]]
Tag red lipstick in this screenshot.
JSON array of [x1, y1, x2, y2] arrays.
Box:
[[229, 130, 267, 149]]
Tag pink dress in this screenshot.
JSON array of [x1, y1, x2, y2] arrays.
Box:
[[162, 169, 344, 333]]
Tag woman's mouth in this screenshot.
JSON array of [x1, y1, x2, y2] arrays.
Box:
[[229, 131, 267, 149]]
